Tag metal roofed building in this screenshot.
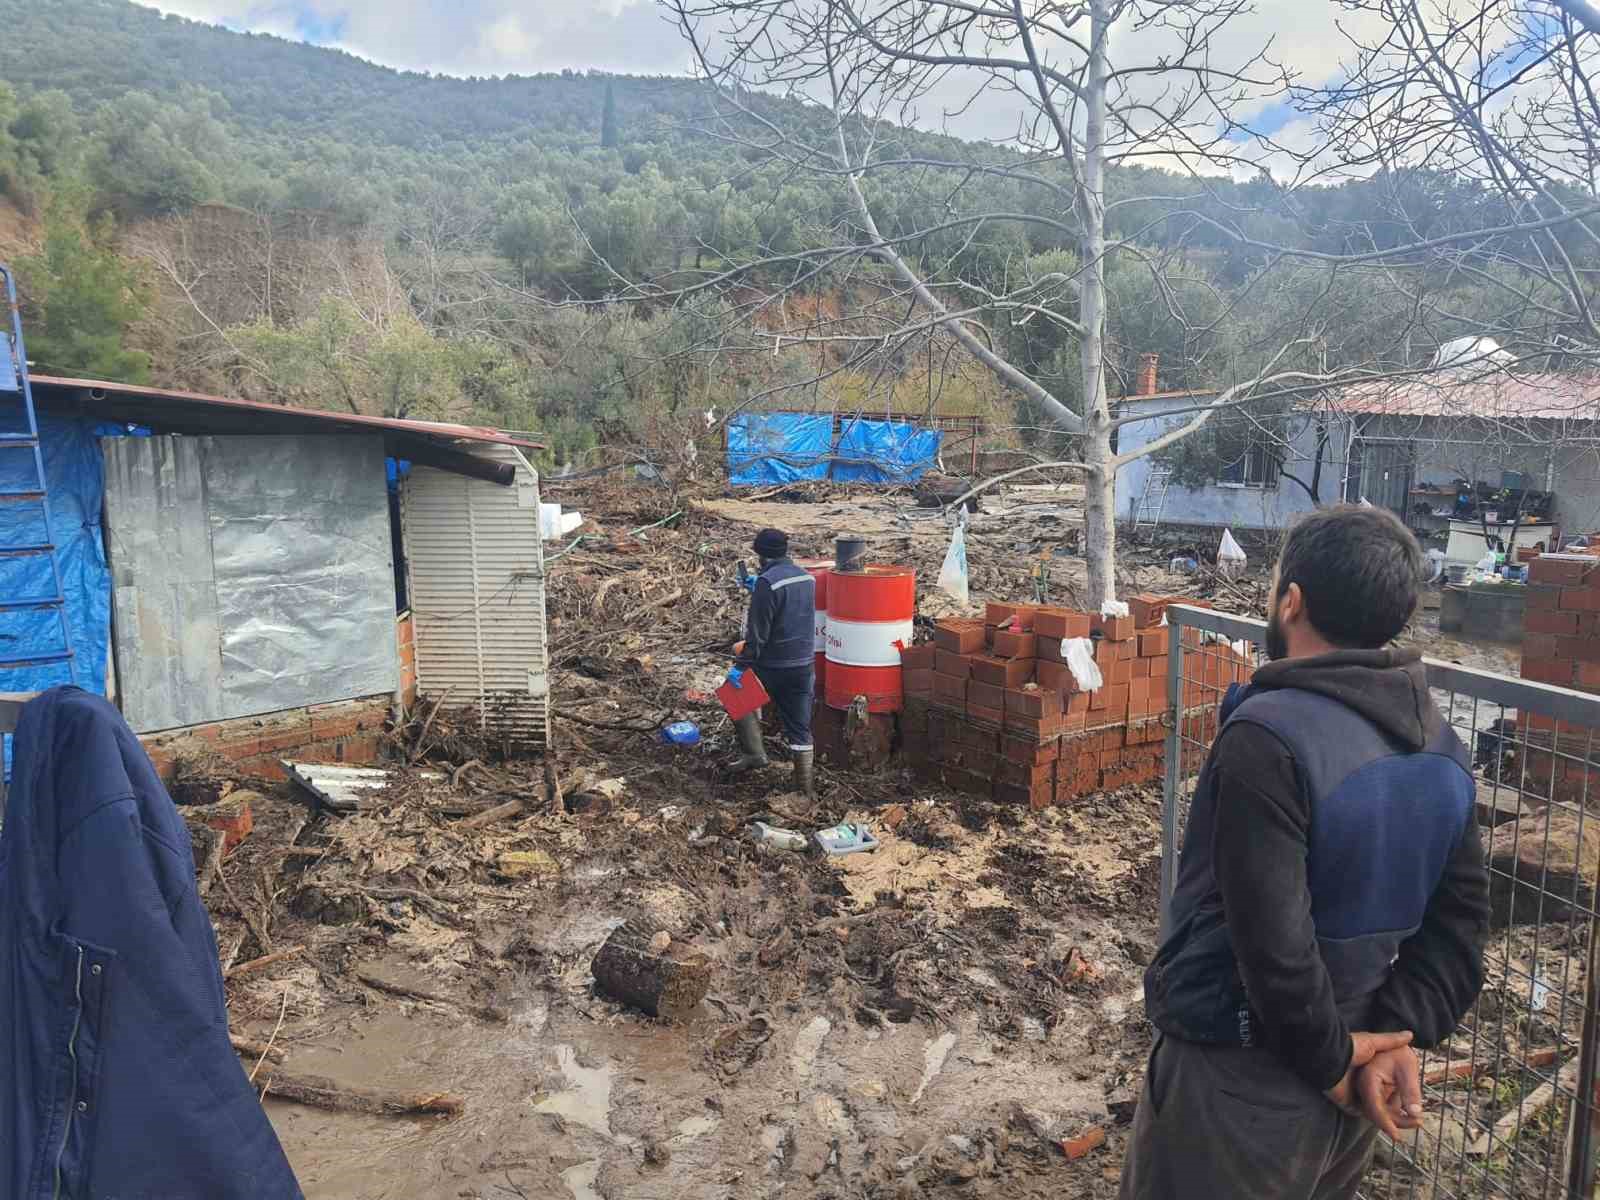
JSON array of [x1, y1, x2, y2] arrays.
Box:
[[6, 375, 552, 776]]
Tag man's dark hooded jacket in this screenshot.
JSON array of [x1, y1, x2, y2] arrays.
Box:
[[1145, 650, 1490, 1090], [1, 687, 302, 1199]]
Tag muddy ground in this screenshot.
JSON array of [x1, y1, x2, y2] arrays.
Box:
[[204, 480, 1522, 1199]]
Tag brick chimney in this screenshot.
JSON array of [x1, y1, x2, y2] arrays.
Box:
[[1137, 353, 1160, 397]]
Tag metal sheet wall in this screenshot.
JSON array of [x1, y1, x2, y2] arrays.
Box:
[[103, 435, 399, 733], [401, 446, 549, 745]]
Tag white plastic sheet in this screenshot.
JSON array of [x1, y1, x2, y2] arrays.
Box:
[[540, 503, 584, 540], [1064, 637, 1103, 692], [937, 514, 970, 605]]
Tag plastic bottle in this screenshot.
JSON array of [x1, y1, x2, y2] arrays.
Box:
[[751, 821, 809, 851]]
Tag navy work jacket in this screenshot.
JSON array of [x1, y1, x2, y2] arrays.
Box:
[[1, 688, 302, 1199]]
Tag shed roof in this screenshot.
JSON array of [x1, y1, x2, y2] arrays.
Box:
[[1339, 372, 1600, 422], [29, 374, 542, 450], [1114, 388, 1219, 405]]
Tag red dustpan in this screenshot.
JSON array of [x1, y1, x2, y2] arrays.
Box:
[[717, 670, 771, 720]]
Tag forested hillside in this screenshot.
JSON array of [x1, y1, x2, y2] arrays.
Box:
[[0, 0, 1585, 472]]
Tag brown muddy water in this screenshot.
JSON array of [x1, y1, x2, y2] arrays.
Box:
[[268, 994, 1133, 1200]]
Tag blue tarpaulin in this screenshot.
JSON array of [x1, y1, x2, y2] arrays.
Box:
[[832, 419, 943, 485], [0, 415, 112, 697], [728, 413, 833, 486], [729, 413, 944, 487]]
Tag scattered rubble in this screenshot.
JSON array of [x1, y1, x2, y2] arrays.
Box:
[[170, 476, 1584, 1199]]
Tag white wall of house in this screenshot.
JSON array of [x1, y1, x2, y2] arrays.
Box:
[[1115, 397, 1354, 531]]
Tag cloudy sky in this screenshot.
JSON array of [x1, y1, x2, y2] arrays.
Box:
[[151, 1, 694, 79], [144, 1, 1469, 158]]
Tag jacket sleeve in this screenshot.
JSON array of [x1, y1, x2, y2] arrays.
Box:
[[1210, 721, 1353, 1091], [740, 578, 776, 667], [1368, 817, 1489, 1046]]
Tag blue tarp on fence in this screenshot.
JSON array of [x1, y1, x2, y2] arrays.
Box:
[[728, 413, 834, 486], [728, 413, 943, 487], [832, 419, 943, 485], [0, 415, 112, 699]]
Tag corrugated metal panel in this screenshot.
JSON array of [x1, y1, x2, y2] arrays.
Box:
[[33, 374, 542, 450], [401, 446, 549, 746], [284, 761, 443, 813], [104, 434, 398, 733]]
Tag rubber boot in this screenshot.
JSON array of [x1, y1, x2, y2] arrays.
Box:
[[793, 749, 816, 800], [726, 712, 770, 775]]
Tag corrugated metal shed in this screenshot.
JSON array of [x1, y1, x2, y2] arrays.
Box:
[[401, 445, 550, 746]]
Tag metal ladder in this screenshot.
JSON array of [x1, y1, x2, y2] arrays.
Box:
[[1134, 467, 1173, 534], [0, 262, 75, 684]]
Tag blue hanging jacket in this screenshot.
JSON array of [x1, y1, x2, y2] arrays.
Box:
[[1, 687, 302, 1199]]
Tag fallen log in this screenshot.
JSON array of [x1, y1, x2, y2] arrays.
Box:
[[252, 1067, 464, 1118], [457, 797, 527, 831], [553, 707, 673, 733], [227, 946, 306, 980], [1470, 1058, 1579, 1155], [591, 919, 713, 1022], [230, 1034, 287, 1064], [354, 969, 510, 1023]]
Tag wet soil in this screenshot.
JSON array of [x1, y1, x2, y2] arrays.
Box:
[[249, 773, 1161, 1199], [227, 484, 1534, 1199]]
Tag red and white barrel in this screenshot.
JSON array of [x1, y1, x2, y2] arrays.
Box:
[[796, 558, 831, 692], [825, 566, 916, 713]]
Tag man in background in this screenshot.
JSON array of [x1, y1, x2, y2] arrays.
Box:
[[1122, 505, 1489, 1198], [727, 527, 816, 798]]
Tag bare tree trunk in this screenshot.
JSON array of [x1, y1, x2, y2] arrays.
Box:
[[1083, 426, 1117, 607], [1079, 0, 1115, 606]]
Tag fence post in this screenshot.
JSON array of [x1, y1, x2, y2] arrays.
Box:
[[1159, 611, 1186, 942], [1567, 926, 1600, 1197]]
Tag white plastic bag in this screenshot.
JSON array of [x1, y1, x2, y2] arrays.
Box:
[[1100, 600, 1129, 620], [1424, 548, 1446, 584], [1218, 528, 1247, 581], [1064, 637, 1104, 693], [937, 514, 970, 605]]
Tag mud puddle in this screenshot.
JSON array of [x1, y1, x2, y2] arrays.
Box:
[[268, 993, 1131, 1199]]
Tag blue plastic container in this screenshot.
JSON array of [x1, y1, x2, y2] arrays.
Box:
[[660, 721, 702, 747]]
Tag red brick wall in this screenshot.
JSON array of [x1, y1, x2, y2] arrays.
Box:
[[141, 697, 392, 784], [891, 597, 1246, 808], [397, 612, 418, 710], [1517, 553, 1600, 803]]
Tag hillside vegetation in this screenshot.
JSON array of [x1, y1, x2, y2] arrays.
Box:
[[0, 0, 1583, 470]]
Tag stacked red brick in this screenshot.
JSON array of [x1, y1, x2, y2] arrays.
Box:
[[1518, 553, 1600, 802], [899, 595, 1249, 808]]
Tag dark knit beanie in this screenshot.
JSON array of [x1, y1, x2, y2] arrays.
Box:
[[753, 528, 789, 559]]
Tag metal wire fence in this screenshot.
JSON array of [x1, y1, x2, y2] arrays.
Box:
[[1162, 604, 1600, 1200]]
